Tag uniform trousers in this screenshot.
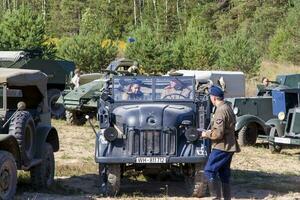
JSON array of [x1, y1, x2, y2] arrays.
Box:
[[204, 149, 233, 183]]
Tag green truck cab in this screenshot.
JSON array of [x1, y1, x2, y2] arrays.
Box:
[[0, 68, 59, 199]]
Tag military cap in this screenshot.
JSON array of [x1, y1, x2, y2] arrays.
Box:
[[209, 85, 224, 99]]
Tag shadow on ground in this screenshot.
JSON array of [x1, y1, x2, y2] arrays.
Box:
[[16, 169, 300, 199]]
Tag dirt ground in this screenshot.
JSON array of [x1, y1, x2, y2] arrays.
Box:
[[16, 120, 300, 200]]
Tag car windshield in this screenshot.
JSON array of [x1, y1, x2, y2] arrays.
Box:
[[113, 76, 194, 101], [0, 86, 3, 108]]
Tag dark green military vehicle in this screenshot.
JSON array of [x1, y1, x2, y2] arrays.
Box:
[[261, 88, 300, 153], [227, 73, 300, 146], [0, 68, 59, 199], [0, 51, 75, 119], [61, 58, 138, 125]]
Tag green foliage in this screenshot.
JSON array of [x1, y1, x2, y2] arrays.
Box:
[[269, 2, 300, 64], [125, 24, 175, 74], [57, 34, 118, 72], [0, 1, 298, 74], [181, 18, 218, 69], [217, 34, 261, 76], [0, 6, 55, 58]]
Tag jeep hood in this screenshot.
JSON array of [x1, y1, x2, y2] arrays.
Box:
[[112, 104, 194, 129]]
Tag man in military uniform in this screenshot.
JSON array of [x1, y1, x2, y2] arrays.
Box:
[[201, 85, 240, 200]]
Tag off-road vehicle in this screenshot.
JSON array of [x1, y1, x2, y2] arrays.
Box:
[[61, 58, 139, 125], [0, 50, 75, 119], [259, 88, 300, 153], [227, 73, 300, 146], [0, 68, 59, 199], [93, 75, 211, 197]]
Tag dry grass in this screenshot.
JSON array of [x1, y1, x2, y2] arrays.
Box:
[[16, 120, 300, 199], [246, 61, 300, 96]]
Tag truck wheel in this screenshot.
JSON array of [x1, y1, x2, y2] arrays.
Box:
[[65, 110, 86, 126], [48, 89, 65, 119], [9, 111, 35, 165], [269, 127, 282, 154], [30, 143, 55, 189], [0, 151, 17, 200], [185, 163, 207, 197], [99, 164, 120, 196], [238, 123, 258, 146]]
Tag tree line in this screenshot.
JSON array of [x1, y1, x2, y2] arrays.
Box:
[[0, 0, 299, 76]]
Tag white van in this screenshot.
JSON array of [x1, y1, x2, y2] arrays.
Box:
[[175, 70, 245, 98]]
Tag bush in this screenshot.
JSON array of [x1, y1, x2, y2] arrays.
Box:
[[0, 6, 55, 58], [268, 3, 300, 64], [181, 18, 218, 69], [125, 24, 175, 74], [57, 34, 118, 72], [217, 34, 261, 76]]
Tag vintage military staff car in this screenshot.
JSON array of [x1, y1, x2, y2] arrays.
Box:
[[94, 75, 211, 196], [0, 68, 59, 199]]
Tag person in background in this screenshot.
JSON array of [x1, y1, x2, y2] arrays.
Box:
[[161, 78, 191, 99], [201, 85, 240, 200], [262, 77, 270, 87], [71, 68, 81, 89], [122, 81, 144, 100]]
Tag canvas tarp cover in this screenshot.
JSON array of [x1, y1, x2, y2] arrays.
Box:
[[0, 51, 25, 62], [0, 68, 47, 97]]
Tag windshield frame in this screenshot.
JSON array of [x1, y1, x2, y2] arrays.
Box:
[[112, 76, 195, 102], [0, 84, 6, 110]]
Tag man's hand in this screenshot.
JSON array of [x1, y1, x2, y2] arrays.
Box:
[[201, 130, 211, 138]]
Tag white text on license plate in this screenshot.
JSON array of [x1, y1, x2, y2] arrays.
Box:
[[136, 157, 167, 163]]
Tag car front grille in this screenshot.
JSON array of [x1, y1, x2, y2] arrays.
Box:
[[128, 130, 177, 156]]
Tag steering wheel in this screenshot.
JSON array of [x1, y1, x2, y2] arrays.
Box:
[[162, 93, 188, 99]]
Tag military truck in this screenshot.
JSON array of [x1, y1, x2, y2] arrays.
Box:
[[0, 51, 75, 119], [258, 88, 300, 153], [61, 58, 138, 125], [0, 68, 59, 199], [92, 75, 211, 197], [227, 74, 300, 146]]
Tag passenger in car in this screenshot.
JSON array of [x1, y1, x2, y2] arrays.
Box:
[[161, 78, 191, 99], [122, 81, 144, 100]]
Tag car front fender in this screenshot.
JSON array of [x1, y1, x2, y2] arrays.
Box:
[[265, 118, 285, 136], [235, 115, 267, 132], [34, 126, 59, 158]]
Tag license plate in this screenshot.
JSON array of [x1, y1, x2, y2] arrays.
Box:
[[274, 137, 291, 144], [136, 157, 167, 163]]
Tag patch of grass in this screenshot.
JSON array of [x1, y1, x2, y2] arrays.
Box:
[[56, 163, 97, 177]]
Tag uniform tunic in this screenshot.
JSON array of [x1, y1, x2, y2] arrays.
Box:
[[204, 101, 240, 183]]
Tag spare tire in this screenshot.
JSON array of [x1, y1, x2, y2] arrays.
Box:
[[48, 89, 65, 119], [9, 111, 35, 165]]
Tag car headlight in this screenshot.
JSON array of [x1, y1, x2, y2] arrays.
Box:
[[103, 127, 119, 142], [233, 107, 239, 115], [278, 112, 285, 121], [185, 127, 199, 142]]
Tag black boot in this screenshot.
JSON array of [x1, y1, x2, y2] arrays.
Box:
[[208, 179, 221, 200], [222, 182, 231, 200]]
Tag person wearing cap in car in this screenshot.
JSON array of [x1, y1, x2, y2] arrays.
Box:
[[200, 85, 240, 200]]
